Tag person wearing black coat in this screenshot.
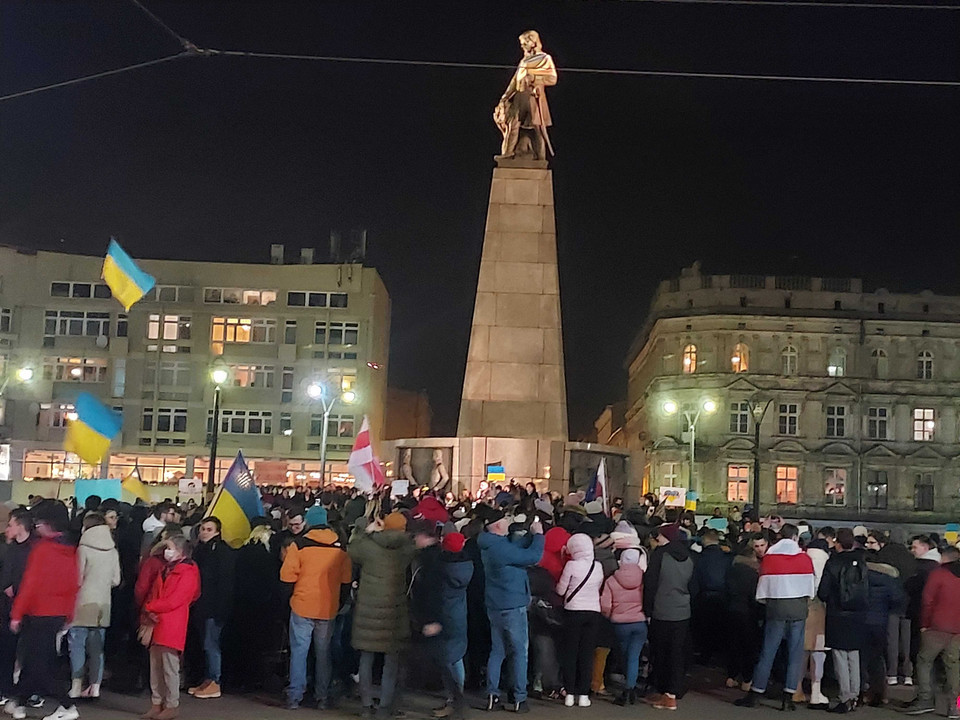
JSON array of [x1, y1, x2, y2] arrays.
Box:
[[862, 556, 905, 705], [873, 529, 915, 684], [186, 518, 236, 697], [725, 543, 762, 689], [691, 529, 731, 665]]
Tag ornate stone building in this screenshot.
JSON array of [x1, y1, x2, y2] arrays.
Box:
[[624, 263, 960, 523]]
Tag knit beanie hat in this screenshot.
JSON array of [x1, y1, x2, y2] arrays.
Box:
[[383, 511, 407, 532], [442, 532, 466, 553], [620, 548, 641, 566], [305, 505, 328, 528], [657, 523, 682, 544]]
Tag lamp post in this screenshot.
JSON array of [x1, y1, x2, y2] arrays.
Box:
[[307, 379, 357, 485], [662, 397, 717, 498], [0, 366, 35, 429], [749, 397, 773, 517], [207, 364, 229, 501]]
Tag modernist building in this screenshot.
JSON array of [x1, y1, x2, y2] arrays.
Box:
[[624, 263, 960, 523], [0, 244, 389, 500]]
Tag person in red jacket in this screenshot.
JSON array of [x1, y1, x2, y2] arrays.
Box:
[[140, 535, 200, 720], [904, 547, 960, 717]]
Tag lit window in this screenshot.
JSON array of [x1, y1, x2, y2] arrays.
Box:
[[775, 466, 798, 504], [41, 357, 108, 383], [731, 342, 749, 373], [824, 468, 846, 506], [727, 464, 749, 502], [729, 402, 749, 434], [781, 345, 798, 376], [681, 344, 697, 374], [913, 408, 935, 441], [778, 403, 799, 436], [870, 348, 888, 379], [867, 407, 889, 440], [826, 406, 845, 438], [917, 351, 933, 380], [229, 364, 275, 388], [827, 347, 846, 377], [865, 470, 887, 509], [147, 314, 191, 341], [914, 473, 934, 511], [210, 317, 276, 354]]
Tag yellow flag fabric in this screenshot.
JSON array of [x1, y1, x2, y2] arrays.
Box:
[[122, 472, 152, 504], [205, 486, 251, 549]]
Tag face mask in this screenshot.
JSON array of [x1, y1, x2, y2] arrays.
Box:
[[163, 548, 179, 562]]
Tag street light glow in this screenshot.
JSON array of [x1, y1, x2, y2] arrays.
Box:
[[210, 367, 229, 385], [16, 367, 33, 382], [342, 390, 357, 404], [662, 400, 678, 415], [307, 383, 324, 400], [702, 399, 717, 414]]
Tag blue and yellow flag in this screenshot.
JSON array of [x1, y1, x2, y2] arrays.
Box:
[[205, 452, 263, 548], [121, 467, 152, 504], [102, 238, 156, 311], [64, 393, 123, 466]]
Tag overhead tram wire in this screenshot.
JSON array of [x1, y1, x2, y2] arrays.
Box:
[[619, 0, 960, 8], [128, 0, 194, 49]]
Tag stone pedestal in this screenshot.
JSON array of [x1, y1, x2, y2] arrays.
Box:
[[457, 163, 568, 440]]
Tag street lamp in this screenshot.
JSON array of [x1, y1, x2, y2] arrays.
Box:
[[307, 378, 358, 485], [206, 363, 230, 500], [662, 397, 716, 499], [748, 397, 773, 517]]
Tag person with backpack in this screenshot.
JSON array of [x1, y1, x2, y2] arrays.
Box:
[[600, 548, 646, 706], [556, 533, 604, 708], [817, 527, 868, 714]]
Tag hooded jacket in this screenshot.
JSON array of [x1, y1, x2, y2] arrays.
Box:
[[693, 543, 731, 595], [600, 561, 645, 623], [726, 552, 760, 616], [349, 529, 416, 653], [556, 533, 603, 612], [921, 561, 960, 634], [280, 527, 351, 620], [906, 549, 941, 623], [74, 524, 121, 627], [756, 538, 814, 621], [818, 547, 868, 650], [865, 560, 905, 627], [439, 549, 474, 664], [644, 539, 695, 622], [12, 535, 79, 623], [144, 559, 200, 652], [538, 526, 570, 583], [0, 537, 33, 622], [478, 530, 544, 611]]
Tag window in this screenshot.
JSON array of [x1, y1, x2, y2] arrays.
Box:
[[153, 285, 194, 303], [914, 473, 935, 511], [112, 359, 126, 398], [729, 402, 750, 434], [50, 282, 109, 299], [867, 407, 889, 440], [308, 413, 355, 438], [826, 406, 845, 438], [775, 466, 798, 504], [116, 313, 128, 338], [778, 403, 799, 435], [328, 322, 359, 345], [327, 368, 357, 394], [0, 309, 10, 333], [824, 467, 846, 506], [827, 347, 846, 377], [660, 462, 679, 485], [141, 407, 188, 433], [286, 291, 347, 308], [917, 351, 933, 380], [42, 357, 108, 383], [280, 412, 292, 435], [871, 348, 888, 379], [731, 342, 749, 373], [284, 320, 297, 345], [204, 288, 277, 306], [143, 360, 191, 387], [913, 408, 935, 441], [727, 464, 749, 502], [229, 364, 275, 388], [281, 366, 294, 403], [146, 314, 191, 341], [214, 409, 273, 435], [681, 344, 697, 374], [314, 322, 327, 345], [781, 345, 798, 376], [330, 293, 348, 308], [48, 403, 76, 428], [865, 470, 888, 509], [210, 317, 277, 354], [43, 310, 110, 339]]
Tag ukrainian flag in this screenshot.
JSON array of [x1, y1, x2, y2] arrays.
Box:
[[205, 452, 263, 548], [101, 238, 156, 311], [64, 393, 123, 466]]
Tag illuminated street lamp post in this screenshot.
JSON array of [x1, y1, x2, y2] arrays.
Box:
[[307, 379, 357, 484], [662, 397, 717, 499], [206, 363, 229, 500], [0, 366, 35, 428], [749, 397, 773, 516]]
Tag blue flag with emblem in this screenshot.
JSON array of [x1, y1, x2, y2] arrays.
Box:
[[204, 451, 263, 548]]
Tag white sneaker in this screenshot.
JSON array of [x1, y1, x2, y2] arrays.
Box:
[[42, 706, 79, 720], [904, 677, 914, 686], [577, 696, 591, 708], [10, 709, 24, 720], [3, 700, 18, 716], [564, 694, 575, 707], [886, 676, 898, 686]]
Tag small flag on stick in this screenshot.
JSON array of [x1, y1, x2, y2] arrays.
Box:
[[204, 452, 263, 548], [121, 466, 152, 504], [348, 416, 386, 493], [64, 393, 122, 466], [102, 238, 156, 310], [585, 458, 609, 515]]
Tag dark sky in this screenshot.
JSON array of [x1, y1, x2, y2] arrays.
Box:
[[2, 1, 958, 438]]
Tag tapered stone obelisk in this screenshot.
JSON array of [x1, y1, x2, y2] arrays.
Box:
[[457, 160, 567, 440]]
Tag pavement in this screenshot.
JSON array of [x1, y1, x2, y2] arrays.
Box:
[[34, 670, 955, 720]]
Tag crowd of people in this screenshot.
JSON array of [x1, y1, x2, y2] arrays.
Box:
[[0, 483, 957, 720]]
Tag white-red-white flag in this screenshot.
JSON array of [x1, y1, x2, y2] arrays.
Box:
[[348, 416, 386, 493]]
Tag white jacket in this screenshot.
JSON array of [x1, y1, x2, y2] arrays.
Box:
[[556, 533, 603, 612], [74, 525, 121, 627]]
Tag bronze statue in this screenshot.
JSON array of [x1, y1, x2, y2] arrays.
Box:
[[494, 30, 557, 162]]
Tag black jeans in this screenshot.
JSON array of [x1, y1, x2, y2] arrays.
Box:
[[562, 610, 600, 696], [650, 618, 689, 697], [0, 622, 17, 697], [692, 592, 726, 664], [16, 616, 68, 707], [727, 610, 761, 683]]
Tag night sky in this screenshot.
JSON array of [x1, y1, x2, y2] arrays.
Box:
[[2, 1, 958, 438]]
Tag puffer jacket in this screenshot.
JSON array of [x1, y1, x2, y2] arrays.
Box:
[[865, 559, 905, 627], [74, 525, 121, 627], [281, 527, 351, 620], [556, 533, 603, 612], [538, 526, 570, 583], [600, 562, 645, 623], [349, 529, 416, 653], [478, 530, 544, 611], [144, 559, 200, 652]]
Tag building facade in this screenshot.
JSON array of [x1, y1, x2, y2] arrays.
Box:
[[625, 263, 960, 523], [0, 244, 389, 500]]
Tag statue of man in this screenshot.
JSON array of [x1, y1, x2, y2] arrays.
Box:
[[494, 30, 557, 161]]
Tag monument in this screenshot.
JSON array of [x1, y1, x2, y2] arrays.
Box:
[[383, 32, 629, 498]]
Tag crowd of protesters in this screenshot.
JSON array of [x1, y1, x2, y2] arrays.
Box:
[[0, 483, 957, 720]]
